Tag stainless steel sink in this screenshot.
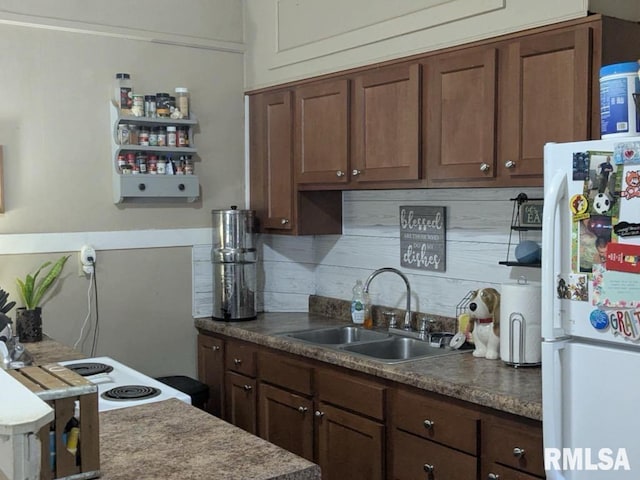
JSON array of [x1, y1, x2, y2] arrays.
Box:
[[282, 326, 390, 344], [280, 326, 469, 363], [339, 336, 465, 363]]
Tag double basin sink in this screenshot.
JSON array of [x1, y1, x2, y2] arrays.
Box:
[[280, 325, 469, 364]]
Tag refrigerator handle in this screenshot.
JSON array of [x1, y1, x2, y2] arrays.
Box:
[[542, 340, 568, 480], [542, 170, 567, 340]]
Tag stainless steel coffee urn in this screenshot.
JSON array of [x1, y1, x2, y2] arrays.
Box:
[[211, 207, 257, 321]]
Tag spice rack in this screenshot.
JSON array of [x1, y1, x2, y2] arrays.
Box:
[[110, 103, 200, 203]]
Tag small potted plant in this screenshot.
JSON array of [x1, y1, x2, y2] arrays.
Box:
[[15, 255, 69, 342]]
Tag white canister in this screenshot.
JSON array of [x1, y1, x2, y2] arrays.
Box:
[[600, 62, 640, 138], [499, 279, 542, 366]]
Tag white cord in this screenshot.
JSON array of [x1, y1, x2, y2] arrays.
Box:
[[73, 268, 94, 350]]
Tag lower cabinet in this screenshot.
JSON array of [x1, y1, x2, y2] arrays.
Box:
[[258, 383, 314, 461], [316, 401, 385, 480], [197, 332, 545, 480], [197, 334, 224, 417], [392, 429, 477, 479], [225, 371, 257, 434]]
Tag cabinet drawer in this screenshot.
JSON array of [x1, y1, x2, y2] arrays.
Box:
[[258, 351, 313, 396], [316, 369, 385, 421], [225, 341, 256, 377], [484, 462, 544, 480], [392, 429, 477, 480], [392, 388, 479, 455], [484, 418, 544, 477]]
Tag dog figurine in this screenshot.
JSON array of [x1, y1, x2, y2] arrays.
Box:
[[467, 287, 501, 360]]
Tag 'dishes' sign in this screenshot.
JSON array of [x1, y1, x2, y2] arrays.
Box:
[[399, 206, 446, 272]]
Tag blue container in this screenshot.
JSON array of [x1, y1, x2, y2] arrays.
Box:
[[600, 62, 640, 138]]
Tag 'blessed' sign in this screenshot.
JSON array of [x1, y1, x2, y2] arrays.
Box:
[[399, 206, 446, 272]]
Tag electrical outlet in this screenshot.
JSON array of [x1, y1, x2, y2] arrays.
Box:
[[78, 245, 96, 276]]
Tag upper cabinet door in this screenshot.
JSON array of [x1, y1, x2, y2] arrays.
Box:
[[352, 63, 421, 183], [250, 90, 294, 231], [424, 46, 498, 186], [499, 26, 592, 185], [263, 91, 294, 230], [295, 79, 350, 185]]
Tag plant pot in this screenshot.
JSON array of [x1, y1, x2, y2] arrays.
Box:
[[15, 307, 42, 342]]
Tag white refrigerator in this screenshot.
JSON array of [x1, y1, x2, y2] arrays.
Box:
[[543, 138, 640, 479]]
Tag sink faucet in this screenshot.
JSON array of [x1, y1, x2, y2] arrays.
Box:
[[363, 267, 412, 330]]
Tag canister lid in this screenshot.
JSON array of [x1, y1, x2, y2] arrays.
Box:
[[600, 62, 639, 77], [211, 206, 255, 215]]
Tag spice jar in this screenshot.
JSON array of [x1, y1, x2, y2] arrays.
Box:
[[177, 126, 189, 147], [126, 152, 136, 168], [136, 153, 148, 174], [144, 95, 157, 118], [149, 127, 158, 147], [167, 126, 177, 147], [138, 127, 150, 146], [117, 154, 127, 171], [184, 157, 194, 175], [157, 126, 167, 147], [128, 125, 139, 145], [132, 94, 145, 117], [117, 124, 129, 145], [174, 87, 189, 118], [156, 93, 170, 117], [157, 156, 167, 174], [148, 154, 158, 174]]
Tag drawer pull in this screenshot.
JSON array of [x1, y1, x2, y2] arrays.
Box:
[[352, 169, 361, 176], [513, 447, 526, 458], [298, 406, 308, 413], [243, 384, 252, 391], [423, 463, 434, 473], [336, 170, 345, 177], [423, 419, 435, 429], [480, 162, 491, 172], [234, 358, 242, 365], [211, 345, 220, 351], [504, 160, 516, 169], [487, 474, 500, 480], [314, 410, 324, 418]]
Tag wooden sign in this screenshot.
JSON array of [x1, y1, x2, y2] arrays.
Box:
[[519, 200, 543, 227], [399, 206, 446, 271]]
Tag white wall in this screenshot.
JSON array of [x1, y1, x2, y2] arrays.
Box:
[[259, 188, 543, 318], [0, 2, 244, 378]]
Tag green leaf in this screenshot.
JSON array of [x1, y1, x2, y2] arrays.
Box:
[[31, 256, 69, 309], [16, 256, 68, 309]]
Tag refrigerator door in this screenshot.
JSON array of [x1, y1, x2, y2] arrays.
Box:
[[542, 340, 640, 479], [543, 140, 640, 347]]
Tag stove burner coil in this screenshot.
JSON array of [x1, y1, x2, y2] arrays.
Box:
[[64, 362, 114, 376], [102, 385, 161, 401]]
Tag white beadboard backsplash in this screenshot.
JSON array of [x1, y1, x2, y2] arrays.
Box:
[[192, 187, 543, 318]]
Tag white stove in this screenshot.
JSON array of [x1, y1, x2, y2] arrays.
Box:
[[58, 356, 191, 412]]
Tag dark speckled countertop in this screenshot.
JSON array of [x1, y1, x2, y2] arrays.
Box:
[[26, 337, 320, 480], [195, 312, 543, 421]]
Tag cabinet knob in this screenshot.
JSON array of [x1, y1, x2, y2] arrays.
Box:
[[504, 160, 516, 169], [314, 410, 324, 418], [138, 183, 146, 191], [512, 447, 526, 458], [243, 384, 252, 391], [487, 474, 500, 480], [178, 183, 185, 191], [352, 169, 361, 176], [423, 464, 434, 473], [234, 358, 242, 365], [423, 419, 435, 429], [298, 406, 308, 413], [336, 170, 345, 177], [211, 345, 220, 351], [280, 218, 289, 225], [480, 163, 491, 172]]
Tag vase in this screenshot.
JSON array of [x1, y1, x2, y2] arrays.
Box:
[[15, 307, 42, 342]]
